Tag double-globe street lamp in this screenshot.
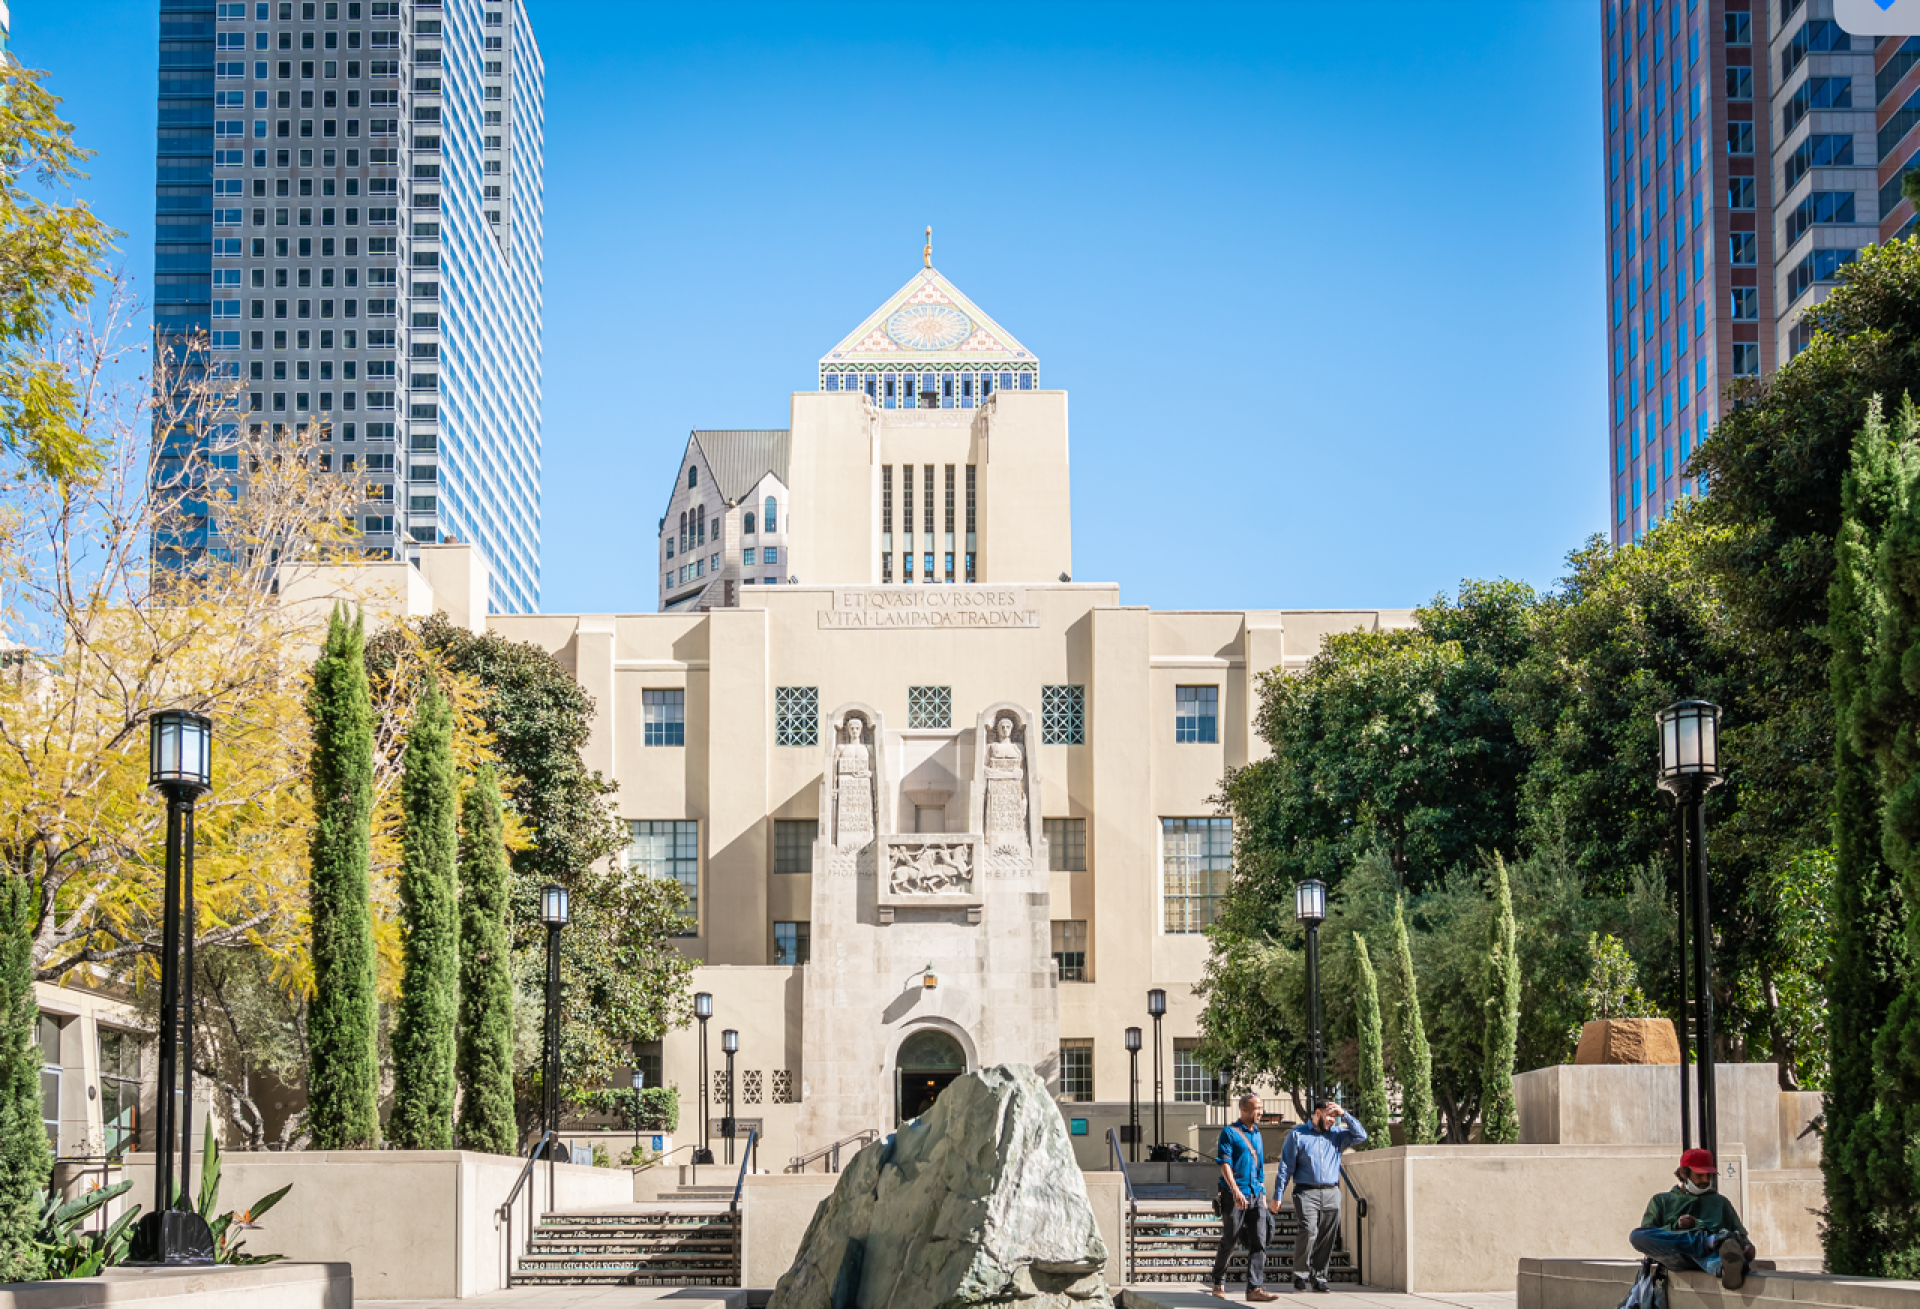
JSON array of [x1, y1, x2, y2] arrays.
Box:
[[1146, 989, 1166, 1161], [1124, 1026, 1142, 1164], [1296, 878, 1329, 1107], [692, 992, 715, 1166], [540, 883, 570, 1160], [136, 710, 217, 1264], [1657, 699, 1725, 1163], [722, 1028, 740, 1166]]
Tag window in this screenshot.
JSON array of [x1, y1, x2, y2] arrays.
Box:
[[687, 465, 697, 489], [36, 1014, 60, 1151], [1046, 817, 1087, 872], [99, 1029, 141, 1158], [1059, 1038, 1093, 1101], [643, 689, 685, 747], [773, 921, 810, 966], [743, 511, 755, 535], [1788, 246, 1856, 302], [1781, 19, 1849, 81], [1725, 67, 1751, 100], [1733, 342, 1762, 376], [1174, 685, 1218, 744], [774, 819, 817, 874], [742, 548, 755, 566], [1724, 11, 1751, 44], [629, 820, 699, 933], [763, 546, 778, 565], [1041, 684, 1085, 745], [1727, 178, 1755, 210], [1162, 816, 1232, 934], [764, 496, 778, 531], [1052, 920, 1088, 982], [1725, 122, 1753, 156], [907, 685, 951, 729], [1785, 191, 1855, 246], [1174, 1040, 1223, 1104], [1728, 233, 1756, 265], [1785, 77, 1851, 136], [775, 686, 818, 747], [1785, 134, 1852, 191]]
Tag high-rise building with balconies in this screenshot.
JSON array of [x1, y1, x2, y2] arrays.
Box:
[[153, 0, 543, 611]]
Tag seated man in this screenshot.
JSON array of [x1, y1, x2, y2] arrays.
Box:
[[1629, 1148, 1757, 1290]]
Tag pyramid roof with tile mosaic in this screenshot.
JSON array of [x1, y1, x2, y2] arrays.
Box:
[[820, 266, 1036, 371]]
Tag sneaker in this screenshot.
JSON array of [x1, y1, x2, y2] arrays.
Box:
[[1311, 1282, 1331, 1294], [1718, 1235, 1746, 1290]]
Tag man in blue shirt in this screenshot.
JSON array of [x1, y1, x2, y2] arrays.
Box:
[[1211, 1092, 1278, 1301], [1272, 1097, 1367, 1292]]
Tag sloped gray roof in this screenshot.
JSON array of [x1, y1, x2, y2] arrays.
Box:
[[690, 429, 790, 503]]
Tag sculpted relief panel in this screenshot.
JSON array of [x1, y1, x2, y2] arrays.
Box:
[[886, 838, 976, 896]]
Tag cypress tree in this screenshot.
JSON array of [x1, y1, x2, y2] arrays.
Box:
[[1825, 395, 1911, 1277], [389, 675, 460, 1149], [1389, 895, 1438, 1145], [1862, 396, 1920, 1274], [0, 877, 47, 1282], [305, 605, 381, 1149], [457, 769, 516, 1155], [1351, 933, 1388, 1149], [1479, 854, 1521, 1144]]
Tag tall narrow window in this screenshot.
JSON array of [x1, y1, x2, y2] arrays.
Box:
[[99, 1028, 141, 1158], [1174, 685, 1219, 743], [902, 464, 914, 582], [1059, 1038, 1094, 1100], [1162, 816, 1232, 933], [764, 495, 777, 532], [923, 464, 934, 550], [643, 689, 685, 746], [37, 1015, 60, 1151], [944, 464, 956, 582], [1052, 921, 1089, 981], [965, 463, 977, 583], [629, 820, 700, 934]]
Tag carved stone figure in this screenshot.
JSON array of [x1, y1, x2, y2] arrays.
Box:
[[834, 717, 875, 851], [983, 716, 1029, 856], [888, 840, 975, 896]]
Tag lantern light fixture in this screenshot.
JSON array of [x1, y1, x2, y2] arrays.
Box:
[[694, 991, 713, 1020], [1295, 878, 1328, 926], [721, 1028, 739, 1054], [1657, 699, 1724, 792], [1124, 1026, 1142, 1053], [540, 883, 570, 926], [631, 1070, 645, 1092], [148, 709, 213, 795], [1146, 988, 1166, 1017]]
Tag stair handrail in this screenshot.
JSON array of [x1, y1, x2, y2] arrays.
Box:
[[497, 1129, 558, 1286], [1107, 1128, 1138, 1286], [498, 1129, 558, 1223], [1339, 1164, 1368, 1286], [729, 1127, 759, 1215], [785, 1127, 878, 1174]]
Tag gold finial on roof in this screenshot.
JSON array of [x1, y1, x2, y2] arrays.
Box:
[[924, 225, 932, 269]]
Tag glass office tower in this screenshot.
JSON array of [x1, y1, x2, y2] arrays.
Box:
[[154, 0, 543, 611]]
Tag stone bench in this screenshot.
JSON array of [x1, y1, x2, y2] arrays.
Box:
[[1520, 1257, 1920, 1309]]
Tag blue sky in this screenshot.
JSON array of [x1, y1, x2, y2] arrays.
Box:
[[33, 1, 1604, 616]]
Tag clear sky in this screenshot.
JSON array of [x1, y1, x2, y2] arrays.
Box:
[[33, 1, 1605, 616]]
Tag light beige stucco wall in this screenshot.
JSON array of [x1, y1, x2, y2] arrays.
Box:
[[1516, 1062, 1787, 1168], [1339, 1143, 1749, 1293], [1748, 1168, 1824, 1262], [742, 1174, 837, 1288], [123, 1150, 630, 1300]]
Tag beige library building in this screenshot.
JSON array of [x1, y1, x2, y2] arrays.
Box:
[[355, 256, 1411, 1172]]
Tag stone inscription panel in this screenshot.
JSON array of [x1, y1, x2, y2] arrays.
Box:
[[821, 587, 1038, 630]]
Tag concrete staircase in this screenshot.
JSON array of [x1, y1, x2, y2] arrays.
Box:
[[509, 1204, 740, 1287], [1126, 1198, 1359, 1286]]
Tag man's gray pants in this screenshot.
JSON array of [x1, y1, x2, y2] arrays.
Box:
[[1291, 1185, 1341, 1287]]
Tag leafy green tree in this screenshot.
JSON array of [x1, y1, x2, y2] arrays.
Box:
[[1568, 933, 1655, 1046], [0, 66, 116, 486], [1857, 395, 1920, 1274], [0, 876, 48, 1281], [305, 606, 380, 1149], [1825, 396, 1913, 1276], [1351, 934, 1388, 1149], [1479, 856, 1521, 1144], [389, 676, 459, 1149], [456, 769, 515, 1155], [1389, 896, 1438, 1145]]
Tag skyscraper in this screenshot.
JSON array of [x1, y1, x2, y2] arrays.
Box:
[[154, 0, 544, 611], [1604, 1, 1902, 544]]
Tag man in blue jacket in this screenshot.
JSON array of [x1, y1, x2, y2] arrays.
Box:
[[1272, 1098, 1367, 1293], [1211, 1093, 1278, 1301]]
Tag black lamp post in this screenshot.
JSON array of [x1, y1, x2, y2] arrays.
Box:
[[721, 1028, 739, 1166], [1296, 878, 1328, 1108], [693, 992, 714, 1166], [1146, 988, 1166, 1160], [539, 883, 569, 1154], [1658, 699, 1724, 1163], [1124, 1026, 1142, 1164], [630, 1069, 645, 1161], [134, 709, 217, 1264]]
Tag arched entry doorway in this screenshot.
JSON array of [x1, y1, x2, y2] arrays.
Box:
[[895, 1028, 967, 1122]]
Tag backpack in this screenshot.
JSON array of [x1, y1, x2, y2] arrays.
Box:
[[1616, 1259, 1668, 1309], [1213, 1123, 1259, 1218]]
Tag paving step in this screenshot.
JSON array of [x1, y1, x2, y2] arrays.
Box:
[[510, 1208, 741, 1288]]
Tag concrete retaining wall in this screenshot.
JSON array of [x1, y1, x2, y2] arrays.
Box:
[[0, 1262, 350, 1309], [122, 1149, 632, 1300], [1519, 1258, 1920, 1309]]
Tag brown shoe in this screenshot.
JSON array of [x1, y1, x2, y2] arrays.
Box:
[[1718, 1235, 1746, 1290], [1248, 1292, 1281, 1303], [1211, 1288, 1226, 1300]]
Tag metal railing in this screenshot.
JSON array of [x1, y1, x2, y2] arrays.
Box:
[[786, 1128, 877, 1175], [728, 1128, 759, 1216], [496, 1129, 557, 1284], [1339, 1165, 1369, 1287], [1107, 1128, 1139, 1283]]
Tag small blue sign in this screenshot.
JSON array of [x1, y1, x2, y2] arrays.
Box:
[[1070, 1118, 1089, 1136]]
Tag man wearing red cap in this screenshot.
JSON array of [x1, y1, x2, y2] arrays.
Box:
[[1628, 1149, 1757, 1289]]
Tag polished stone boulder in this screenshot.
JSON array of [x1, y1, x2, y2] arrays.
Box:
[[768, 1063, 1112, 1308]]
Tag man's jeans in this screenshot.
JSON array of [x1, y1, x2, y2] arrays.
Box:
[[1211, 1200, 1270, 1288], [1292, 1185, 1342, 1288], [1629, 1226, 1726, 1276]]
